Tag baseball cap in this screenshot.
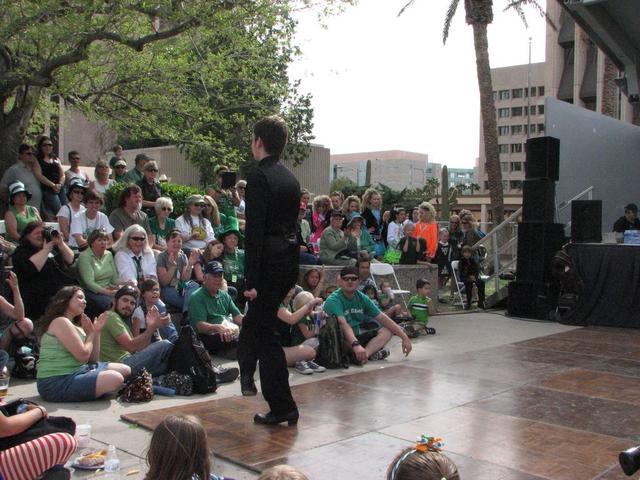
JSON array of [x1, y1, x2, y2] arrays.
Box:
[[114, 159, 127, 167], [115, 285, 138, 301], [204, 261, 225, 275]]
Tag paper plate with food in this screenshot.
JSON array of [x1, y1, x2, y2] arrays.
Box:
[[72, 448, 107, 470]]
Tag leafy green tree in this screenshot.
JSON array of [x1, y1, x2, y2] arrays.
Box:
[[0, 0, 353, 180], [330, 176, 358, 194]]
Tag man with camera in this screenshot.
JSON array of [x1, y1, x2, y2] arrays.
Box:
[[12, 221, 75, 320]]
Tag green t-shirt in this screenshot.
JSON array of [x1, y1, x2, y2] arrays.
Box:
[[222, 249, 245, 284], [100, 311, 131, 362], [290, 314, 313, 347], [215, 194, 237, 219], [188, 287, 240, 328], [37, 328, 85, 379], [323, 289, 381, 335], [10, 205, 39, 237], [408, 294, 431, 324], [149, 216, 176, 241]]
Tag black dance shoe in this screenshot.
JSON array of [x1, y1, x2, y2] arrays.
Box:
[[240, 375, 257, 396], [253, 409, 299, 426]]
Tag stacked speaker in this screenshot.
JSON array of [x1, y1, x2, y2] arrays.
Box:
[[507, 136, 565, 319]]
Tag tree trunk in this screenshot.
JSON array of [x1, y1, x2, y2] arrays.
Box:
[[0, 87, 41, 173], [471, 21, 504, 226]]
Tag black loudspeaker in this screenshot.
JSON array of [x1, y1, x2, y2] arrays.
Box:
[[522, 178, 556, 223], [525, 136, 560, 180], [516, 222, 565, 283], [507, 281, 551, 320], [571, 200, 602, 243]]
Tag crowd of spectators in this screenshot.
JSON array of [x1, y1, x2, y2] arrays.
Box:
[[0, 138, 486, 477]]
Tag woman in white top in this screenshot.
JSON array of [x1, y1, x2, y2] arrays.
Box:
[[56, 177, 86, 248], [174, 194, 215, 250], [71, 189, 114, 250], [387, 207, 407, 249], [112, 224, 157, 287], [90, 160, 115, 196]]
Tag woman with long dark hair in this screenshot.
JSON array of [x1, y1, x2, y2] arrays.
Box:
[[36, 286, 130, 402], [32, 135, 66, 217]]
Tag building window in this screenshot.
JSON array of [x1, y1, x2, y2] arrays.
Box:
[[511, 143, 523, 153], [526, 124, 536, 134], [538, 123, 545, 132], [538, 104, 545, 115], [498, 108, 510, 118], [501, 162, 509, 172], [510, 180, 523, 190], [511, 125, 523, 135], [498, 144, 509, 154], [512, 88, 523, 98], [492, 91, 497, 101], [511, 106, 523, 117], [498, 126, 510, 136], [538, 86, 545, 96], [484, 181, 489, 190], [502, 181, 509, 190], [499, 90, 510, 100], [530, 87, 537, 96], [510, 162, 522, 172]]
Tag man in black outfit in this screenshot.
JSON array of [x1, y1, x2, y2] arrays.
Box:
[[238, 115, 301, 426], [613, 203, 640, 233]]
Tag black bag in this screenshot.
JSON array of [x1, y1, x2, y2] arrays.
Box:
[[118, 368, 153, 403], [168, 325, 217, 394], [316, 315, 349, 369], [161, 371, 194, 396], [0, 400, 76, 451]]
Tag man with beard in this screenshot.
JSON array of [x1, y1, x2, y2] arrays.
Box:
[[99, 285, 173, 376], [238, 116, 301, 426], [108, 184, 151, 240]]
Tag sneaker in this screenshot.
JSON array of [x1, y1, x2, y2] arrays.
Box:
[[295, 361, 314, 375], [368, 348, 390, 361], [306, 360, 326, 373], [425, 327, 436, 335], [213, 365, 239, 384]]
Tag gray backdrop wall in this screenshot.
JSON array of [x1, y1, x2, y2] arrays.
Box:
[[546, 97, 640, 231]]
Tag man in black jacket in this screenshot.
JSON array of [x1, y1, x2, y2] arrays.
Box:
[[613, 203, 640, 233], [238, 116, 301, 426]]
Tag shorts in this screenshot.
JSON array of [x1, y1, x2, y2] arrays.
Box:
[[37, 362, 109, 403]]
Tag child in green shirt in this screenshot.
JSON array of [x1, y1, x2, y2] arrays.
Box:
[[407, 278, 436, 335]]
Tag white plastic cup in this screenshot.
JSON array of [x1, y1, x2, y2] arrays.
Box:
[[76, 424, 92, 448]]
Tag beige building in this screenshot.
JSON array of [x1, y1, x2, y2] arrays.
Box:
[[331, 150, 428, 191], [476, 62, 547, 195]]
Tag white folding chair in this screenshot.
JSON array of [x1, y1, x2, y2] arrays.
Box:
[[450, 260, 466, 307], [369, 262, 411, 308]]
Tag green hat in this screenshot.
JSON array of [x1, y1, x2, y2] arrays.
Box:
[[186, 194, 205, 206], [219, 216, 243, 240]]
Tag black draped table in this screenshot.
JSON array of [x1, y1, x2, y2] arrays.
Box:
[[564, 243, 640, 327]]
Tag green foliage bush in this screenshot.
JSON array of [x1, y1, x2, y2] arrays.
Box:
[[104, 182, 203, 217]]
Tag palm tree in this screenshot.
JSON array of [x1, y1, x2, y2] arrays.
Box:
[[400, 0, 547, 227]]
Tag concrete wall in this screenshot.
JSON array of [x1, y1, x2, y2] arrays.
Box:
[[547, 97, 640, 230]]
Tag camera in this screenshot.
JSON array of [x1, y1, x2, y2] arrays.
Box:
[[42, 226, 59, 242], [620, 445, 640, 476]]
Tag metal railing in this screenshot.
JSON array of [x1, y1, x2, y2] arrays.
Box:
[[472, 208, 522, 293]]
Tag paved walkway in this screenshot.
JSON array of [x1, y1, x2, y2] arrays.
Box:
[[7, 312, 576, 479]]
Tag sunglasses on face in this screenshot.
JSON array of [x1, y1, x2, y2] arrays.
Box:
[[115, 165, 126, 169], [130, 236, 146, 242], [147, 169, 158, 173], [161, 207, 172, 212], [342, 276, 359, 282], [194, 203, 205, 207]]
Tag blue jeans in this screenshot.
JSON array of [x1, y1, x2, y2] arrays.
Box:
[[42, 188, 67, 216], [161, 281, 199, 312], [121, 339, 173, 377], [85, 290, 113, 315]]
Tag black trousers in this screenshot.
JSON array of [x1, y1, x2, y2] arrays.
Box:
[[238, 257, 298, 416], [464, 278, 486, 305]]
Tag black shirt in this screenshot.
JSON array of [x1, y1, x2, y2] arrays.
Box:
[[612, 216, 640, 233], [244, 155, 300, 290], [136, 179, 163, 216]]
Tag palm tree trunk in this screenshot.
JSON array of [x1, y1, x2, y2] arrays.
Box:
[[601, 55, 618, 118], [471, 21, 504, 225]]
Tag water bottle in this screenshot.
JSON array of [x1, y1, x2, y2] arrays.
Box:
[[312, 306, 323, 335], [104, 445, 121, 474]]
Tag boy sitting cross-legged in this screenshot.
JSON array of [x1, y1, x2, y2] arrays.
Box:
[[407, 278, 436, 335]]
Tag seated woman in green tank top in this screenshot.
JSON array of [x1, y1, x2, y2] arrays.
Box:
[[36, 286, 131, 403], [4, 181, 41, 242]]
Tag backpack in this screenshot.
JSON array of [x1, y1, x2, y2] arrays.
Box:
[[168, 325, 217, 394], [315, 315, 350, 369], [118, 368, 153, 403]]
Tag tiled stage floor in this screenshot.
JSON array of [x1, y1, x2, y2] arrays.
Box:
[[122, 327, 640, 479]]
